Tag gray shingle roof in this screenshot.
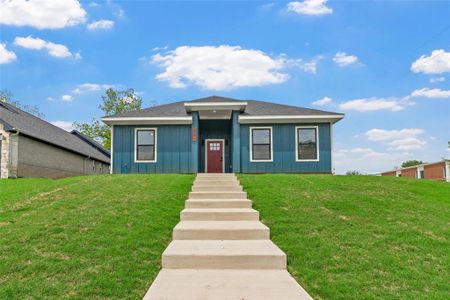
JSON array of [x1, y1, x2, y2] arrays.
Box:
[[0, 102, 110, 163], [71, 130, 111, 158], [106, 96, 343, 118]]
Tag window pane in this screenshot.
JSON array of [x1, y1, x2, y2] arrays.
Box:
[[137, 145, 155, 161], [137, 130, 154, 145], [298, 128, 316, 144], [253, 145, 270, 160], [298, 128, 317, 160], [252, 129, 270, 144]]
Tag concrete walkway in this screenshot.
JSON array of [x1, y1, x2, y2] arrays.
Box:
[[143, 173, 312, 300]]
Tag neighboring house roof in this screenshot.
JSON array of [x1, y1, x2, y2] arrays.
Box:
[[71, 130, 111, 158], [104, 95, 344, 119], [0, 102, 110, 163]]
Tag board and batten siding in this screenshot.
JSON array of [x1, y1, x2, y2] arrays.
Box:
[[113, 125, 192, 174], [239, 123, 332, 173]]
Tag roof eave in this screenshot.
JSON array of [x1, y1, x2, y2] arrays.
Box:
[[238, 114, 345, 124], [102, 116, 193, 125], [184, 102, 247, 112]]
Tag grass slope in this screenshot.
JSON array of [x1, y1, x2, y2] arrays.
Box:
[[0, 174, 194, 299], [238, 174, 449, 300]]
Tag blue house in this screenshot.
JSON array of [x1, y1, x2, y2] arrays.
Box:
[[102, 96, 344, 174]]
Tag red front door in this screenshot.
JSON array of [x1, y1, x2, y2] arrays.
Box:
[[206, 140, 224, 173]]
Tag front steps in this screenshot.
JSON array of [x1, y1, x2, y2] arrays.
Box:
[[185, 199, 252, 208], [173, 221, 269, 240], [181, 208, 259, 221], [162, 240, 286, 269], [146, 269, 312, 300], [144, 173, 312, 300]]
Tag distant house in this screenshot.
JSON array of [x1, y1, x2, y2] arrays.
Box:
[[0, 102, 110, 179], [381, 160, 450, 182], [102, 96, 344, 174]]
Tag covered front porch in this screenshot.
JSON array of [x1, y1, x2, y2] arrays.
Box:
[[187, 101, 246, 174]]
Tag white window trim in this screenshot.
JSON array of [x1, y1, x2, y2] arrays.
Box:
[[204, 139, 225, 173], [249, 126, 273, 163], [295, 126, 320, 162], [134, 128, 157, 163]]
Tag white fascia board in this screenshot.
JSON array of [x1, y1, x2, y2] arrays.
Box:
[[102, 116, 192, 125], [239, 114, 344, 124], [184, 102, 248, 112]]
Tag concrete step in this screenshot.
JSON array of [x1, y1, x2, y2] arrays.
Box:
[[195, 177, 239, 182], [181, 208, 259, 221], [173, 221, 270, 240], [192, 185, 243, 192], [193, 180, 241, 187], [185, 199, 252, 209], [189, 191, 247, 199], [162, 240, 286, 269], [144, 269, 313, 300], [197, 173, 236, 178]]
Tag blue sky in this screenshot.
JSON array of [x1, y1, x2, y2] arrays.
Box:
[[1, 0, 449, 174]]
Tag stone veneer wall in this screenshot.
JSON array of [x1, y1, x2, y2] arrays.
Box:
[[0, 124, 19, 178]]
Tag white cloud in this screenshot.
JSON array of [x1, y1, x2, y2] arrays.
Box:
[[114, 7, 125, 18], [71, 83, 114, 94], [410, 88, 450, 99], [289, 56, 323, 74], [152, 45, 168, 52], [411, 49, 450, 74], [333, 52, 359, 67], [152, 45, 289, 90], [339, 97, 405, 112], [286, 0, 332, 16], [312, 96, 332, 106], [51, 121, 74, 132], [47, 97, 55, 101], [334, 147, 413, 174], [364, 128, 426, 153], [388, 138, 427, 151], [87, 19, 114, 30], [14, 36, 75, 58], [88, 2, 100, 7], [365, 128, 424, 141], [260, 2, 275, 11], [0, 0, 86, 29], [0, 43, 17, 64], [430, 77, 446, 83], [61, 94, 73, 102]]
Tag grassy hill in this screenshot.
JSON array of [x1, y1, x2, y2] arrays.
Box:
[[238, 174, 450, 300], [1, 174, 449, 299], [0, 175, 194, 299]]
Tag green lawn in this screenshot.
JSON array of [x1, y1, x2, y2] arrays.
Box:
[[238, 174, 450, 300], [1, 174, 449, 299], [0, 174, 194, 299]]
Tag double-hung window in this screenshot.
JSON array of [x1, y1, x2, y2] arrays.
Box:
[[296, 126, 319, 161], [135, 128, 157, 162], [250, 127, 272, 162]]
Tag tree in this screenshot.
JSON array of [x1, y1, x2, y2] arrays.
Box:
[[0, 89, 45, 119], [401, 160, 424, 168], [74, 88, 142, 150], [346, 170, 362, 175]]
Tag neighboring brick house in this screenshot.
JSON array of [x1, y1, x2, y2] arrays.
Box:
[[381, 160, 450, 182], [0, 102, 110, 179]]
